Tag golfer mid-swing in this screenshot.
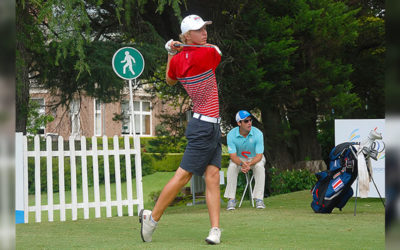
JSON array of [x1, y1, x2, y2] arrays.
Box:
[[139, 14, 223, 244]]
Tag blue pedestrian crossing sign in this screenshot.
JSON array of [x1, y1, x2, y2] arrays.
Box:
[[112, 47, 145, 80]]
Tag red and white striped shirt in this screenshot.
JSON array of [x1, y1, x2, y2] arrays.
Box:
[[168, 46, 221, 118]]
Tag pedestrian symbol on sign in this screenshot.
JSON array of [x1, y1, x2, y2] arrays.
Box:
[[121, 51, 136, 75], [112, 47, 144, 80]]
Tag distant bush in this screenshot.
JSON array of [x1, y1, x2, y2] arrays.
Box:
[[144, 136, 187, 153], [221, 154, 230, 168], [145, 153, 183, 172], [145, 153, 230, 172], [268, 167, 317, 196], [221, 167, 317, 201]]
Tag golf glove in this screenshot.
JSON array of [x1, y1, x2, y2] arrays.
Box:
[[165, 39, 177, 55]]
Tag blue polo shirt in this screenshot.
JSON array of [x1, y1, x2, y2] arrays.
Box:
[[227, 126, 264, 158]]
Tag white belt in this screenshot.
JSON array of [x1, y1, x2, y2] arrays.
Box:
[[193, 113, 221, 124]]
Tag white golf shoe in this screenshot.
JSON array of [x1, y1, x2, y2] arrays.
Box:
[[226, 199, 236, 210], [139, 209, 157, 242], [255, 199, 266, 209], [205, 227, 221, 245]]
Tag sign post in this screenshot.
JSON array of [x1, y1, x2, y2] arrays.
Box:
[[112, 47, 145, 135], [112, 47, 145, 213]]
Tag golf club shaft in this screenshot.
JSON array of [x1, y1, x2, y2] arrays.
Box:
[[174, 44, 216, 48], [366, 163, 386, 207]]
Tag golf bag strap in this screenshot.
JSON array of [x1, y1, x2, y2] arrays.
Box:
[[317, 177, 331, 206]]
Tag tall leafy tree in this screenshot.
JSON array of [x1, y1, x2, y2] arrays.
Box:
[[285, 0, 360, 162], [16, 0, 184, 134], [317, 0, 385, 162], [210, 0, 361, 169], [346, 1, 385, 118]]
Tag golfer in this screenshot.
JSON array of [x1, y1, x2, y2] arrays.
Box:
[[224, 110, 266, 210], [139, 14, 223, 244]]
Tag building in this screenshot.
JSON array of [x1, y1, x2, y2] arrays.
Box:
[[29, 83, 184, 138]]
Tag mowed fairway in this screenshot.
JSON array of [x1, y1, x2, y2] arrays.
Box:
[[16, 172, 384, 249]]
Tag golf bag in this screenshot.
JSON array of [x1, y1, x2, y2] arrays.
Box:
[[311, 142, 358, 213]]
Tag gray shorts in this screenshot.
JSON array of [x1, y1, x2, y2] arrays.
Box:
[[180, 117, 222, 176]]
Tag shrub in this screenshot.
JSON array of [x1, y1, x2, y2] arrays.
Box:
[[221, 167, 316, 201], [143, 153, 230, 172], [145, 153, 183, 172], [144, 136, 187, 153], [140, 137, 156, 151], [268, 167, 317, 196], [221, 154, 230, 168]]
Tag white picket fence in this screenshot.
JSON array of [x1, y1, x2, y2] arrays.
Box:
[[17, 133, 144, 223]]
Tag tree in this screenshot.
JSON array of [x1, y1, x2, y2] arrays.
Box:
[[16, 0, 184, 134], [135, 0, 383, 172], [140, 0, 382, 171], [285, 0, 361, 163], [208, 0, 361, 170], [26, 99, 54, 135], [16, 0, 94, 133], [317, 0, 385, 162], [346, 5, 385, 118]]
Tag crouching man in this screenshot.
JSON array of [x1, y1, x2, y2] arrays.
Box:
[[224, 110, 266, 210]]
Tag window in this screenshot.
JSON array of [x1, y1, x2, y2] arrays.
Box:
[[121, 100, 151, 136], [30, 98, 45, 134], [94, 99, 102, 136], [121, 101, 130, 134], [70, 99, 80, 138]]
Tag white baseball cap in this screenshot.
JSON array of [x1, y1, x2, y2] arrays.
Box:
[[235, 110, 252, 122], [181, 15, 212, 34]]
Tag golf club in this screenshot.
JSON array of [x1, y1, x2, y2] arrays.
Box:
[[173, 43, 222, 55], [173, 44, 215, 48]]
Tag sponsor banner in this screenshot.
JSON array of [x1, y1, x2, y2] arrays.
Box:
[[335, 119, 385, 198]]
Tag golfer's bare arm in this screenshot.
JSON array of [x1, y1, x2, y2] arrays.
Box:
[[248, 153, 262, 166], [229, 153, 244, 166], [229, 153, 262, 167], [166, 54, 177, 86]]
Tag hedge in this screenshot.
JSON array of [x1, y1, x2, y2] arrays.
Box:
[[145, 153, 231, 172], [145, 153, 183, 172]]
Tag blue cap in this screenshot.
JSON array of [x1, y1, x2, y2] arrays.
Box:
[[235, 110, 251, 122]]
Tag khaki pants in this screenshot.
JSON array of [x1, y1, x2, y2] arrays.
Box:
[[224, 155, 266, 200]]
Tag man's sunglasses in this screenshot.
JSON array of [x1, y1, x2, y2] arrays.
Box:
[[241, 118, 252, 124]]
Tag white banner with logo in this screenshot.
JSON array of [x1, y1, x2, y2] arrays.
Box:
[[335, 119, 385, 198]]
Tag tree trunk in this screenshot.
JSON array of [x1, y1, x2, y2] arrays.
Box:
[[261, 106, 295, 196], [287, 97, 322, 163], [15, 46, 30, 134], [261, 106, 294, 169], [16, 5, 31, 134]]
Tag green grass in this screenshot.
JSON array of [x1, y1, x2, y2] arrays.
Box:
[[17, 171, 384, 249]]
